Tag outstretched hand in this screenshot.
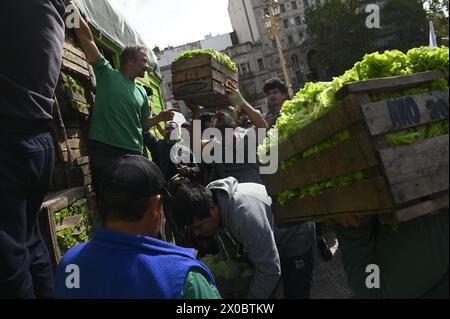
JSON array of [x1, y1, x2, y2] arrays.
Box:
[[158, 109, 177, 122], [225, 80, 244, 106]]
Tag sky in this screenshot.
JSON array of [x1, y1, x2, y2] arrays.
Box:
[[110, 0, 234, 49]]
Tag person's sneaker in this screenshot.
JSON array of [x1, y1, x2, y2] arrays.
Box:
[[317, 238, 333, 262]]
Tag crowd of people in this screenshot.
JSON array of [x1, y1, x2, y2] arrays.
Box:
[[1, 0, 447, 300]]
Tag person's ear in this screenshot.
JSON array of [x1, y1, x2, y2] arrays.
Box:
[[149, 195, 162, 220]]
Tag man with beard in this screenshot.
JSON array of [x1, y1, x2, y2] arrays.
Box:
[[70, 3, 174, 196]]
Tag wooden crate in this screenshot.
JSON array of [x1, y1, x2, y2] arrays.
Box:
[[264, 70, 449, 225], [61, 38, 91, 78], [172, 55, 238, 108], [39, 187, 88, 271]]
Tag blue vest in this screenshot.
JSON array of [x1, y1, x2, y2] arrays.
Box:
[[55, 228, 215, 299]]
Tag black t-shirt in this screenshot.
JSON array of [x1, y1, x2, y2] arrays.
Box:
[[0, 0, 66, 133]]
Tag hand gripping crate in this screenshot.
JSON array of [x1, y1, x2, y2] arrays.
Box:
[[264, 70, 449, 225], [172, 55, 238, 108]]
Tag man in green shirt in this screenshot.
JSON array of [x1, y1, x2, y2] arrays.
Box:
[[72, 4, 174, 195]]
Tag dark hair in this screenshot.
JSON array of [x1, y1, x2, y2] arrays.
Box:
[[120, 45, 147, 70], [99, 193, 155, 223], [263, 78, 287, 96], [200, 113, 214, 132], [144, 86, 153, 97], [172, 182, 215, 228]]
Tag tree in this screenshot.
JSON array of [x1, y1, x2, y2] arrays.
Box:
[[424, 0, 449, 45], [382, 0, 429, 52], [305, 0, 438, 78], [305, 0, 380, 78]]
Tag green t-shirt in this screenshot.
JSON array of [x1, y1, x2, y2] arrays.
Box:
[[89, 56, 150, 153], [182, 270, 222, 299]]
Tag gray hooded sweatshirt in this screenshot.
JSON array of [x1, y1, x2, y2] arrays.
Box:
[[207, 177, 281, 299]]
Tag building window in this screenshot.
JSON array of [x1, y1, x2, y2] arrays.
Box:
[[258, 59, 266, 71], [240, 63, 248, 74], [263, 8, 269, 16], [272, 40, 277, 49], [274, 58, 280, 66], [291, 1, 298, 10], [299, 32, 304, 42], [295, 16, 302, 25], [292, 54, 299, 65], [288, 35, 294, 45], [303, 0, 309, 8], [283, 19, 289, 29], [296, 71, 304, 85], [280, 4, 286, 13]]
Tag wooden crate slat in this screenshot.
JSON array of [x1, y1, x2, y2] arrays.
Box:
[[277, 95, 364, 163], [63, 41, 87, 60], [172, 55, 238, 81], [335, 70, 445, 100], [62, 58, 90, 77], [275, 209, 393, 226], [177, 88, 230, 107], [55, 214, 83, 232], [212, 78, 226, 95], [361, 90, 449, 136], [265, 132, 379, 196], [39, 207, 62, 270], [172, 54, 238, 107], [172, 65, 212, 83], [173, 78, 213, 97], [272, 177, 393, 221], [172, 55, 213, 72], [66, 86, 88, 104], [394, 193, 449, 222], [63, 49, 89, 69], [380, 134, 449, 204], [42, 187, 86, 215]]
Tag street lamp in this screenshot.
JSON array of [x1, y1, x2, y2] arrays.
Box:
[[262, 0, 294, 98]]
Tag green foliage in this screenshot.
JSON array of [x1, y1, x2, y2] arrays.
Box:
[[72, 100, 91, 109], [424, 0, 449, 45], [174, 49, 238, 73], [201, 254, 254, 282], [278, 171, 366, 206], [64, 75, 85, 96], [382, 0, 429, 52], [258, 46, 449, 206], [54, 199, 94, 253], [54, 199, 86, 223], [305, 0, 379, 77]]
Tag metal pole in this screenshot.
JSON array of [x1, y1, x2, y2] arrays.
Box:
[[266, 0, 294, 99], [273, 32, 294, 98]]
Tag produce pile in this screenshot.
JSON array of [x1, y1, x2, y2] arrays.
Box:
[[55, 199, 94, 253], [201, 252, 254, 282], [259, 46, 449, 205], [63, 75, 91, 110], [174, 48, 238, 73]]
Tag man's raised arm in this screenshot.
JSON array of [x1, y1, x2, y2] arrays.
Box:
[[68, 1, 101, 64]]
